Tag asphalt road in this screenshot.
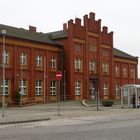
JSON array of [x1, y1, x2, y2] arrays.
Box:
[[0, 117, 140, 140]]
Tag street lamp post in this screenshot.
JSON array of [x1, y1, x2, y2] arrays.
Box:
[[2, 29, 6, 117]]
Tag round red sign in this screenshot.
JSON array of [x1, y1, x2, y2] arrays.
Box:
[[56, 71, 62, 80]]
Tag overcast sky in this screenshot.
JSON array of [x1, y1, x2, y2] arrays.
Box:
[[0, 0, 140, 77]]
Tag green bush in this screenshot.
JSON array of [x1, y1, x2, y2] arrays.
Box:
[[101, 100, 114, 107]]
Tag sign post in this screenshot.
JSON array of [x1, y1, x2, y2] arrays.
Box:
[[56, 71, 62, 116]]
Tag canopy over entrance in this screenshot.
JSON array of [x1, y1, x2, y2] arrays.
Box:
[[121, 84, 140, 108]]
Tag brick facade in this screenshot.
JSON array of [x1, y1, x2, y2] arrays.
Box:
[[0, 31, 62, 105], [0, 12, 138, 105], [51, 12, 138, 100]]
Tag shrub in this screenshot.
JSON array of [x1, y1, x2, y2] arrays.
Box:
[[15, 87, 21, 105], [101, 100, 114, 107]]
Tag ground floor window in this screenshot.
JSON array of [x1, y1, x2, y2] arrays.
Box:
[[75, 81, 81, 96], [103, 82, 108, 95], [1, 79, 9, 95], [50, 81, 56, 95], [36, 80, 42, 95], [19, 79, 27, 95], [115, 83, 120, 95]]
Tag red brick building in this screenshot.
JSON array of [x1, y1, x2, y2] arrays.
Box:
[[48, 12, 138, 100], [0, 25, 63, 105], [0, 12, 138, 105]]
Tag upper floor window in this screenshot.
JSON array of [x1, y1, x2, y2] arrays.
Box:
[[50, 81, 56, 95], [89, 43, 96, 52], [19, 79, 27, 95], [130, 67, 135, 78], [102, 63, 109, 73], [103, 82, 108, 95], [89, 60, 96, 72], [20, 53, 27, 65], [123, 66, 127, 78], [51, 57, 56, 68], [75, 43, 81, 51], [115, 65, 119, 76], [75, 58, 82, 70], [36, 80, 42, 95], [103, 49, 109, 57], [1, 79, 9, 95], [36, 55, 42, 67], [75, 81, 81, 96]]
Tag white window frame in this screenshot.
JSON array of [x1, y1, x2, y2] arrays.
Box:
[[20, 53, 27, 65], [36, 80, 42, 95], [51, 57, 56, 68], [75, 81, 81, 96], [78, 59, 82, 69], [36, 55, 42, 67], [50, 81, 56, 95], [89, 60, 96, 71], [130, 68, 135, 78], [115, 65, 119, 76], [103, 82, 108, 95], [89, 43, 96, 52], [123, 67, 127, 77], [102, 63, 109, 73], [1, 79, 9, 95], [19, 79, 27, 95], [75, 58, 82, 70]]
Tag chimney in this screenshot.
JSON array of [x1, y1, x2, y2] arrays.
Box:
[[102, 26, 108, 33], [89, 12, 95, 20], [63, 23, 67, 30], [29, 25, 36, 32], [75, 18, 81, 26]]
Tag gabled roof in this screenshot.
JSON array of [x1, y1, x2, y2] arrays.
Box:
[[0, 24, 137, 60], [113, 48, 137, 60], [46, 30, 68, 39], [0, 24, 60, 46]]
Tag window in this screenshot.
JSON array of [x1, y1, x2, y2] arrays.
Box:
[[102, 63, 109, 73], [103, 82, 108, 95], [103, 49, 109, 57], [1, 79, 9, 95], [115, 65, 119, 76], [89, 43, 96, 52], [36, 80, 42, 95], [123, 66, 127, 77], [75, 81, 81, 96], [51, 57, 56, 68], [115, 83, 119, 95], [130, 68, 135, 78], [50, 81, 56, 95], [19, 79, 27, 95], [89, 60, 96, 72], [75, 44, 81, 51], [75, 58, 82, 70], [20, 53, 27, 65], [36, 55, 42, 67]]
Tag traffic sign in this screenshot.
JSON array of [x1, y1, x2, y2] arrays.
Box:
[[56, 71, 62, 80]]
